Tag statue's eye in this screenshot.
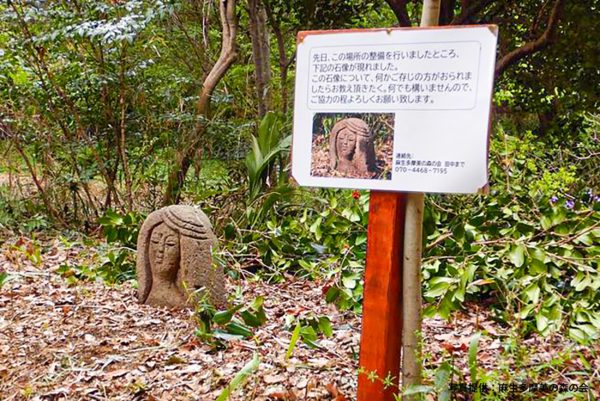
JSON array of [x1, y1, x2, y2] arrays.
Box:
[[165, 239, 177, 246], [151, 237, 160, 244]]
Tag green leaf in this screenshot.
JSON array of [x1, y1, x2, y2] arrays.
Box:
[[402, 385, 434, 396], [536, 313, 549, 333], [508, 244, 525, 267], [574, 232, 594, 246], [355, 233, 367, 246], [239, 311, 263, 328], [0, 272, 14, 289], [215, 354, 260, 401], [425, 282, 450, 298], [309, 217, 322, 234], [300, 326, 319, 348], [540, 216, 553, 230], [317, 317, 333, 337], [342, 277, 357, 289], [249, 296, 264, 310], [551, 209, 567, 226], [224, 224, 236, 240], [529, 258, 547, 275], [468, 332, 481, 384], [325, 287, 340, 303], [10, 68, 29, 85], [434, 362, 452, 401], [568, 327, 588, 342], [525, 283, 540, 305], [572, 272, 591, 292], [286, 322, 302, 361], [213, 305, 243, 325], [429, 277, 456, 285], [225, 322, 253, 338]]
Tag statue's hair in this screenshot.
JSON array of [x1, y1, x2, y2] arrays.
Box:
[[162, 206, 211, 240], [329, 118, 372, 170], [136, 205, 217, 304]]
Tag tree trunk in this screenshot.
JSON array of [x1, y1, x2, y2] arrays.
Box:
[[420, 0, 441, 26], [401, 193, 425, 401], [118, 44, 133, 211], [263, 0, 294, 114], [439, 0, 456, 25], [248, 0, 272, 117], [163, 0, 239, 206], [401, 7, 439, 401]]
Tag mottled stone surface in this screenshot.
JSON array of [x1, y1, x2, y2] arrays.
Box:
[[136, 205, 226, 309], [329, 118, 376, 177]]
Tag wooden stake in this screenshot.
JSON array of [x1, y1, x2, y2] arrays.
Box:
[[357, 191, 406, 401]]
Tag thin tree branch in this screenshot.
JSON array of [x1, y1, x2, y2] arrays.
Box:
[[385, 0, 412, 27], [0, 121, 67, 226], [495, 0, 565, 77], [451, 0, 495, 25], [195, 0, 238, 118]]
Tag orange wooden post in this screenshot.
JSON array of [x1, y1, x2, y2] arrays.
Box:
[[357, 191, 406, 401]]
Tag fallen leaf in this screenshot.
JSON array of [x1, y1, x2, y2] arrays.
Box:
[[166, 355, 186, 365], [267, 390, 298, 400], [106, 369, 129, 379], [180, 364, 203, 374], [264, 373, 286, 384]]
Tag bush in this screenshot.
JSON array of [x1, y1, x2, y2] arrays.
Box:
[[422, 125, 600, 342], [97, 209, 144, 283], [225, 119, 600, 342], [223, 185, 369, 312]]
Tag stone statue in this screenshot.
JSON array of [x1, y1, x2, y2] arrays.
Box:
[[136, 205, 226, 309], [329, 118, 376, 176]]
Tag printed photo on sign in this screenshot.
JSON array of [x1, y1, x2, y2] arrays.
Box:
[[310, 112, 394, 180]]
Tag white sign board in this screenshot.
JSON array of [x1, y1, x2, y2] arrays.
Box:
[[292, 26, 498, 193]]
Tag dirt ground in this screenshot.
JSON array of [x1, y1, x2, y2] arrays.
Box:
[[1, 235, 598, 400]]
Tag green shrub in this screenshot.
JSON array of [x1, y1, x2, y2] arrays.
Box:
[[227, 120, 600, 342], [225, 186, 369, 312], [96, 209, 144, 284], [422, 127, 600, 342], [194, 296, 267, 348]]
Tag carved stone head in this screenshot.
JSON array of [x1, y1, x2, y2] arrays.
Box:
[[329, 118, 376, 176], [136, 205, 226, 309]]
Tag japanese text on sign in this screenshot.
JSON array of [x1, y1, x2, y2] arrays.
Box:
[[308, 42, 481, 110]]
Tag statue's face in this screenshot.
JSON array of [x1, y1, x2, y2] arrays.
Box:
[[337, 129, 356, 160], [149, 223, 180, 277]]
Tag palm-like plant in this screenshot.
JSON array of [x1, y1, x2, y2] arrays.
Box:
[[245, 112, 292, 201]]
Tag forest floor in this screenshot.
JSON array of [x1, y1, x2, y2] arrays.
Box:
[[0, 233, 598, 401]]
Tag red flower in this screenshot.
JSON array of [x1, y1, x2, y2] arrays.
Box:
[[352, 190, 360, 200]]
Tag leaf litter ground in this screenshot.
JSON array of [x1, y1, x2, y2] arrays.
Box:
[[0, 234, 598, 400]]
